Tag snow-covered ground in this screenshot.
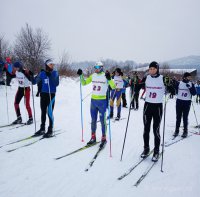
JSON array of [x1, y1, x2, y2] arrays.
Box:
[[0, 77, 200, 197]]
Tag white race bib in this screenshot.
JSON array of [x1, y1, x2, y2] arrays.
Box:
[[145, 75, 165, 103], [177, 81, 192, 100], [16, 71, 31, 87], [92, 73, 108, 96]]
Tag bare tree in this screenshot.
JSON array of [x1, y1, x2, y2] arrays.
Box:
[[57, 51, 76, 77], [0, 35, 13, 60], [160, 63, 170, 75], [13, 23, 51, 73]]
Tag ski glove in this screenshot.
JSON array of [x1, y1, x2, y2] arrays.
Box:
[[105, 71, 111, 80], [77, 69, 83, 76]]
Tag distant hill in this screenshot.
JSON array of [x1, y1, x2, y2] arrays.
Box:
[[163, 55, 200, 77], [164, 55, 200, 69]]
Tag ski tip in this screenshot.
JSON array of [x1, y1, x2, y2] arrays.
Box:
[[7, 150, 14, 153]]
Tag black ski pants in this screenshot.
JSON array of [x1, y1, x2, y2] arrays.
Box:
[[175, 99, 191, 132], [40, 92, 55, 129], [121, 92, 127, 107], [132, 93, 139, 109], [143, 102, 163, 153]]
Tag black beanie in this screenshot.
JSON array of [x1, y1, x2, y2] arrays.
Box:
[[115, 68, 122, 73], [149, 61, 159, 69], [149, 61, 159, 74], [183, 72, 191, 78]]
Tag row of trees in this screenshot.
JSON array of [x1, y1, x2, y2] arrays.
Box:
[[1, 23, 180, 78], [0, 23, 75, 76]]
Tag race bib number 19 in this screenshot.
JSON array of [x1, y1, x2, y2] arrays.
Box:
[[149, 92, 157, 98]]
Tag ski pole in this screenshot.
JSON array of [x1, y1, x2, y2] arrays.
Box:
[[31, 82, 37, 134], [5, 74, 9, 124], [107, 87, 112, 157], [82, 91, 92, 102], [79, 77, 84, 142], [161, 90, 168, 172], [120, 90, 134, 161], [191, 101, 200, 133], [23, 78, 28, 123]]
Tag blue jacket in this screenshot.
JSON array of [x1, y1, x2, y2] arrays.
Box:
[[195, 84, 200, 95], [34, 70, 59, 93]]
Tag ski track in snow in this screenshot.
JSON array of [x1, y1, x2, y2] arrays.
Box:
[[0, 78, 200, 197]]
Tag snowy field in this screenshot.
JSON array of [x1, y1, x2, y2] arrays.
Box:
[[0, 77, 200, 197]]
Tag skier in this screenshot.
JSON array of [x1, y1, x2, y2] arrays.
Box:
[[129, 72, 141, 110], [77, 62, 116, 148], [109, 68, 124, 120], [195, 80, 200, 103], [12, 61, 34, 125], [33, 60, 59, 138], [0, 60, 5, 85], [173, 72, 196, 138], [169, 76, 176, 99], [3, 57, 15, 86], [139, 61, 169, 162], [121, 75, 129, 108]]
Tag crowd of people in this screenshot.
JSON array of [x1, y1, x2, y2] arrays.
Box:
[[0, 57, 198, 161]]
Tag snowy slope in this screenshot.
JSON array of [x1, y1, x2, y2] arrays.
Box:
[[0, 78, 200, 197]]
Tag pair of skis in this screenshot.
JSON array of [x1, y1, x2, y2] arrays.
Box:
[[118, 150, 162, 187], [55, 141, 106, 172], [0, 129, 63, 151], [0, 123, 28, 132], [164, 134, 192, 147], [119, 132, 193, 186], [6, 130, 64, 152]]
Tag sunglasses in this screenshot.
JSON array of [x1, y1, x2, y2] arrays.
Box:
[[94, 65, 102, 69]]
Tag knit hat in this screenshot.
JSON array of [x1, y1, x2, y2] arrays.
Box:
[[149, 61, 159, 74], [6, 57, 11, 63], [149, 61, 159, 69], [115, 68, 121, 73], [183, 72, 191, 78], [45, 59, 54, 70], [13, 61, 23, 68]]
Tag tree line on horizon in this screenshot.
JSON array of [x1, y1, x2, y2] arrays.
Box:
[[1, 23, 195, 79]]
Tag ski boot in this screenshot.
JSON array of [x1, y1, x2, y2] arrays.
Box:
[[87, 133, 96, 145], [140, 148, 150, 158], [12, 116, 22, 124], [99, 135, 107, 148], [173, 130, 179, 137], [26, 117, 33, 125], [34, 126, 45, 136], [107, 112, 113, 119], [152, 152, 159, 162], [181, 131, 188, 138], [43, 127, 53, 138]]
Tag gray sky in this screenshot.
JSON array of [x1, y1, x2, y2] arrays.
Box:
[[1, 0, 200, 63]]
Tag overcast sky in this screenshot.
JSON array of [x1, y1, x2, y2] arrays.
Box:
[[1, 0, 200, 63]]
